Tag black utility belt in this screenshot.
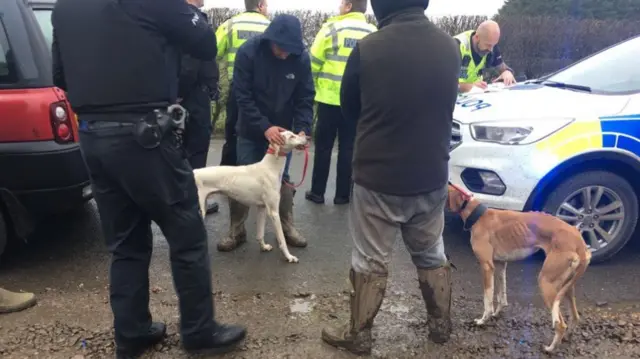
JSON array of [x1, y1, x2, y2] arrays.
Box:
[[79, 104, 188, 149]]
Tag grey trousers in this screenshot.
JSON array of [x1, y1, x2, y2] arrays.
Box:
[[350, 183, 448, 275]]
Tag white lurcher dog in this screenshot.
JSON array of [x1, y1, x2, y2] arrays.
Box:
[[193, 131, 308, 263]]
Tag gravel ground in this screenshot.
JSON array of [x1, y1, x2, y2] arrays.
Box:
[[1, 290, 640, 359], [1, 141, 639, 359]]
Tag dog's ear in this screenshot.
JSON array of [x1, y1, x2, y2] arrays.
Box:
[[272, 144, 281, 158]]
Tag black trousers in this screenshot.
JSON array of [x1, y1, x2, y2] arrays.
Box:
[[183, 87, 213, 170], [310, 102, 355, 199], [78, 114, 216, 347], [220, 90, 238, 166]]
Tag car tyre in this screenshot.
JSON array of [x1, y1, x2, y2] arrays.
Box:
[[543, 171, 638, 264]]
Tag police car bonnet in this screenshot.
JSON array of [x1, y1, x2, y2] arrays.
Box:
[[263, 14, 305, 56], [371, 0, 429, 22]]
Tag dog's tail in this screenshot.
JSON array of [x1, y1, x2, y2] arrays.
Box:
[[193, 170, 209, 219], [567, 253, 581, 280], [584, 247, 592, 266]]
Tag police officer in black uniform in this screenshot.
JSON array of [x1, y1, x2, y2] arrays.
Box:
[[179, 0, 220, 214], [51, 0, 246, 357]]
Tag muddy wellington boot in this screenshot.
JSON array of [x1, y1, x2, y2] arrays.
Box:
[[0, 287, 37, 314], [321, 269, 387, 355], [417, 264, 453, 344], [217, 198, 249, 252], [279, 185, 307, 247]]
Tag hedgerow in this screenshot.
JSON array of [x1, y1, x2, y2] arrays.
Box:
[[206, 8, 640, 135]]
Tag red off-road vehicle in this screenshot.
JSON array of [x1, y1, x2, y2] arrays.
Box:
[[0, 0, 92, 257]]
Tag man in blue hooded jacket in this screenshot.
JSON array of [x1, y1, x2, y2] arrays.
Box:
[[218, 14, 315, 252]]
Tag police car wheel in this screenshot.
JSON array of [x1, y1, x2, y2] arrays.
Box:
[[0, 209, 7, 259], [542, 171, 638, 264]]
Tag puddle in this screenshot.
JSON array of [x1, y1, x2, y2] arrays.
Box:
[[290, 296, 316, 314], [387, 303, 411, 314]]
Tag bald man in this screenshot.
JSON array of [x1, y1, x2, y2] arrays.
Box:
[[454, 20, 516, 93]]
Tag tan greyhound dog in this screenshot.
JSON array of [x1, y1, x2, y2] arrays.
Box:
[[447, 183, 591, 352]]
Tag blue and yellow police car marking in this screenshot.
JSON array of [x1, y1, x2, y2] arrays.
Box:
[[535, 114, 640, 162], [535, 120, 603, 161], [600, 114, 640, 156]]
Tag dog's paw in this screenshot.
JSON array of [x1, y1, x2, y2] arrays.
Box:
[[261, 244, 273, 252], [474, 318, 487, 326], [286, 255, 299, 263], [544, 344, 555, 353]]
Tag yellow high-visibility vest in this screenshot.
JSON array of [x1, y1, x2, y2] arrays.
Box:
[[215, 12, 270, 79], [454, 30, 488, 84], [310, 12, 376, 106]]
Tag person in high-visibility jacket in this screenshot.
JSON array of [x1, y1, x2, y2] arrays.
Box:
[[214, 0, 272, 252], [215, 0, 270, 80], [216, 0, 270, 165], [455, 20, 516, 93], [305, 0, 376, 206]]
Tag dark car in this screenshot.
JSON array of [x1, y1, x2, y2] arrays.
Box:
[[0, 0, 92, 257]]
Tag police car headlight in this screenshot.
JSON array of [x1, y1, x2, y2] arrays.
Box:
[[470, 118, 574, 145]]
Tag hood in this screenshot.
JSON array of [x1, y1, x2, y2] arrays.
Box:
[[262, 14, 305, 56], [453, 83, 630, 124], [371, 0, 429, 23]]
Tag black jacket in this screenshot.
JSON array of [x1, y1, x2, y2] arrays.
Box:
[[178, 5, 219, 101], [342, 5, 460, 196], [52, 0, 217, 114], [233, 14, 315, 142]]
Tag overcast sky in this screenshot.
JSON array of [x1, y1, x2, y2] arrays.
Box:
[[203, 0, 507, 17]]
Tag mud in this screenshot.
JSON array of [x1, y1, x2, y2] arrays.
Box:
[[2, 290, 640, 358], [1, 141, 640, 358]]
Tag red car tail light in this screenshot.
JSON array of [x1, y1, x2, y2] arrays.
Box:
[[50, 101, 74, 143]]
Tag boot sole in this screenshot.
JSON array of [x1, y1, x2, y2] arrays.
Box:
[[429, 334, 451, 344], [0, 297, 37, 314], [321, 339, 371, 356], [305, 198, 324, 204], [184, 335, 246, 355], [321, 332, 371, 356], [285, 242, 307, 248], [116, 328, 167, 358]]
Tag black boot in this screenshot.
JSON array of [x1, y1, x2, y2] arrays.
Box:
[[183, 324, 247, 355], [305, 190, 325, 204], [205, 198, 219, 214], [116, 322, 167, 359]]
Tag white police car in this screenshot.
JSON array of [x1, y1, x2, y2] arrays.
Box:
[[449, 34, 640, 263]]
